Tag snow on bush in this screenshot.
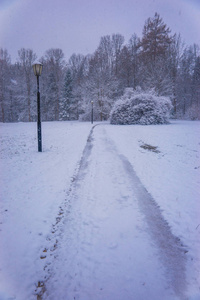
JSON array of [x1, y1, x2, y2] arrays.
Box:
[[110, 88, 172, 125]]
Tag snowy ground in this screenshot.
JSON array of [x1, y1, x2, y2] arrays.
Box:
[[0, 120, 200, 300]]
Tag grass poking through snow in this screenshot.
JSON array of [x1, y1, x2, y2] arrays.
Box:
[[140, 143, 160, 153]]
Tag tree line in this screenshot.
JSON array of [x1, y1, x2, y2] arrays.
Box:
[[0, 13, 200, 123]]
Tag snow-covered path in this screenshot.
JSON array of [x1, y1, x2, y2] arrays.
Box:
[[42, 125, 187, 300]]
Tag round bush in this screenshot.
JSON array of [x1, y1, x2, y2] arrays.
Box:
[[110, 91, 172, 125]]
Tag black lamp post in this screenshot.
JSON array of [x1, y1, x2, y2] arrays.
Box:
[[91, 101, 94, 124], [32, 62, 43, 152]]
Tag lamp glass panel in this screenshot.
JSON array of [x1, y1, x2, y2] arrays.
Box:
[[33, 64, 43, 76]]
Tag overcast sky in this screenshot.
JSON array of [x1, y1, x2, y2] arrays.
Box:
[[0, 0, 200, 63]]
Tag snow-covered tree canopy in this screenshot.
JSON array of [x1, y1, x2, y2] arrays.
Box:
[[110, 88, 172, 125], [1, 13, 200, 122]]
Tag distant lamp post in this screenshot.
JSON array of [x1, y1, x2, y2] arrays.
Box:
[[91, 101, 94, 124], [32, 62, 43, 152]]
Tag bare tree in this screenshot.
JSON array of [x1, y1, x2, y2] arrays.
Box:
[[18, 48, 37, 121], [166, 34, 183, 115], [118, 45, 132, 87], [0, 49, 11, 122], [112, 33, 125, 76]]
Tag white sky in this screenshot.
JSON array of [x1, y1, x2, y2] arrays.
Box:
[[0, 0, 200, 63]]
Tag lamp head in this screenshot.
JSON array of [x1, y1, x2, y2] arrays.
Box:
[[32, 62, 43, 76]]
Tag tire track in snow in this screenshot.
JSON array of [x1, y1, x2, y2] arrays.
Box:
[[102, 127, 188, 299], [118, 154, 188, 299]]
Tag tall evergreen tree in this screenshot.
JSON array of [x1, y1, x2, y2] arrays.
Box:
[[140, 13, 173, 96], [60, 69, 75, 120], [44, 48, 65, 120], [141, 13, 172, 63]]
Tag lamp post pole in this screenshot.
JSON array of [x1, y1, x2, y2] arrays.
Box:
[[37, 75, 42, 152], [33, 62, 43, 152], [91, 101, 93, 124]]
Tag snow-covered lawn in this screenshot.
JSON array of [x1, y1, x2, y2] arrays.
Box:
[[0, 120, 199, 299], [0, 121, 92, 299]]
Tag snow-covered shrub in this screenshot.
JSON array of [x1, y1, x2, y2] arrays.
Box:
[[110, 89, 172, 125]]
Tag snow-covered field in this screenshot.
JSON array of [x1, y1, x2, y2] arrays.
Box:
[[0, 120, 200, 300]]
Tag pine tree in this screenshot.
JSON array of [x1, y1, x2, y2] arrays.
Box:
[[141, 13, 172, 63], [128, 34, 140, 89], [44, 48, 65, 120], [60, 69, 74, 120], [140, 13, 173, 97]]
